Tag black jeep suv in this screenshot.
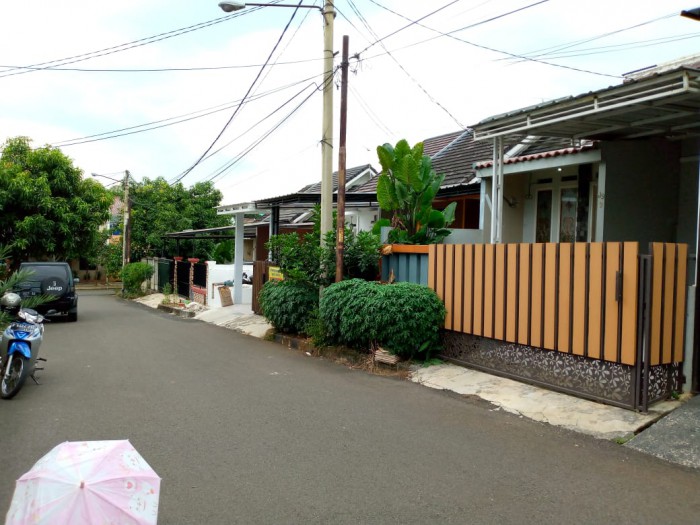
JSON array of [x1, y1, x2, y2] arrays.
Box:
[[16, 262, 79, 322]]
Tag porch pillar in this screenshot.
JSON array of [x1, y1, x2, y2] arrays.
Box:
[[490, 137, 504, 243], [234, 212, 244, 304]]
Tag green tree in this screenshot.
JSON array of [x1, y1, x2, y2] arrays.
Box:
[[97, 240, 123, 280], [128, 178, 230, 260], [266, 205, 381, 286], [374, 139, 456, 244], [207, 240, 235, 264], [0, 137, 112, 263]]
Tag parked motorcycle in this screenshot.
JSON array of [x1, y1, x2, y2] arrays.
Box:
[[0, 292, 46, 399]]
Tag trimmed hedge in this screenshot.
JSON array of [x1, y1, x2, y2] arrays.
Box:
[[121, 262, 154, 294], [319, 279, 445, 359], [259, 280, 319, 335]]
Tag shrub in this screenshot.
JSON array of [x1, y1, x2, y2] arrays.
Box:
[[373, 282, 446, 359], [319, 279, 378, 348], [266, 205, 381, 287], [121, 262, 154, 295], [259, 280, 319, 334], [319, 280, 445, 359]]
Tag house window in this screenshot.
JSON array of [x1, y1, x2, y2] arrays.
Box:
[[535, 189, 553, 243], [559, 187, 577, 242], [534, 183, 580, 242]]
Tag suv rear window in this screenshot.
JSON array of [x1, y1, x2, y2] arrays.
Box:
[[21, 264, 71, 282]]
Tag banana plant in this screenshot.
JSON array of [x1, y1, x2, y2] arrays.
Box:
[[374, 139, 456, 244]]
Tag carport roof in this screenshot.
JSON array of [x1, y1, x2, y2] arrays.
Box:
[[472, 66, 700, 143]]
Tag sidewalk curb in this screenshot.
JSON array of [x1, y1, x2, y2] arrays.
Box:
[[156, 303, 197, 318]]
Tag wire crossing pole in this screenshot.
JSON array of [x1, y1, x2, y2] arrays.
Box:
[[123, 170, 131, 269], [335, 35, 349, 283], [320, 0, 335, 247]]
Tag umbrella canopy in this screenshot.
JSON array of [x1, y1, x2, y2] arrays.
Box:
[[5, 440, 160, 525]]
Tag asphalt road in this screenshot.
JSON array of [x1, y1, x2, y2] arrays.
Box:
[[1, 293, 700, 524]]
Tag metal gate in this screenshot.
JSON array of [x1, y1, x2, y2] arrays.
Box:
[[193, 263, 207, 288], [634, 244, 687, 411], [176, 261, 191, 300], [157, 259, 173, 292], [252, 261, 273, 315]]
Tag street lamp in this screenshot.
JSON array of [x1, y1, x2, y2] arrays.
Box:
[[681, 7, 700, 20], [218, 0, 335, 246]]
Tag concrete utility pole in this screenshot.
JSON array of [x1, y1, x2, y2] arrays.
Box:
[[218, 0, 335, 252], [319, 0, 335, 246], [123, 170, 131, 268], [335, 35, 349, 283]]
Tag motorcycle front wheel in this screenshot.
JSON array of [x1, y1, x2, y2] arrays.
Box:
[[1, 355, 29, 399]]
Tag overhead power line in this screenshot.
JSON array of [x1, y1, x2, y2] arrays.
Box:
[[171, 1, 306, 185], [52, 73, 323, 148], [364, 0, 622, 79], [0, 5, 274, 79], [0, 56, 323, 74], [348, 0, 466, 128]]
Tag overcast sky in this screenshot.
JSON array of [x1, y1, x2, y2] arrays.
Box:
[[0, 1, 697, 204]]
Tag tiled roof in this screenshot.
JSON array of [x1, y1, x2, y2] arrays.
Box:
[[352, 130, 497, 193], [422, 130, 463, 157], [475, 142, 598, 169], [431, 129, 496, 187], [299, 164, 376, 194]]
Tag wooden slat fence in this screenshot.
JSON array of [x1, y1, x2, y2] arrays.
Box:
[[428, 242, 687, 366]]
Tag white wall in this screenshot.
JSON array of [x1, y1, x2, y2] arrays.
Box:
[[206, 261, 252, 307]]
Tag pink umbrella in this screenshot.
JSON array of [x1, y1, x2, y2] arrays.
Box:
[[5, 440, 160, 525]]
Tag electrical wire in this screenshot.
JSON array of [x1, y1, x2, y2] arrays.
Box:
[[0, 56, 323, 74], [514, 33, 700, 61], [0, 8, 268, 79], [171, 1, 306, 185], [52, 73, 323, 147], [192, 78, 322, 172], [347, 0, 466, 128], [363, 0, 620, 78], [204, 67, 335, 184], [501, 12, 680, 62]]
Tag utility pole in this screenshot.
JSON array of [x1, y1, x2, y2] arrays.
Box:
[[335, 35, 349, 283], [320, 0, 335, 246], [123, 170, 131, 268]]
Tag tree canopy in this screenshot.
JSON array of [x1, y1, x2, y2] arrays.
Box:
[[0, 136, 112, 264], [129, 177, 230, 260]]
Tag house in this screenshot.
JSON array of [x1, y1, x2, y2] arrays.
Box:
[[249, 164, 380, 260], [388, 55, 700, 410]]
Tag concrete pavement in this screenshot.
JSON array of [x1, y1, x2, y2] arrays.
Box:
[[133, 292, 699, 469]]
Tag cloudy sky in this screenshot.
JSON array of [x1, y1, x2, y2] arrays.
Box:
[[0, 1, 697, 204]]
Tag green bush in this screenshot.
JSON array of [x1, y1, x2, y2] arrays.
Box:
[[319, 280, 445, 359], [259, 280, 319, 335], [319, 279, 379, 348], [121, 262, 154, 295], [374, 282, 446, 359], [266, 205, 381, 287]]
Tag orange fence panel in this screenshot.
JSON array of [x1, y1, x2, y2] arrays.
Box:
[[518, 244, 530, 345], [426, 241, 687, 367], [587, 243, 603, 360], [543, 244, 557, 350], [675, 244, 688, 362], [445, 245, 455, 331], [473, 245, 484, 336], [506, 244, 518, 343], [557, 243, 572, 353]]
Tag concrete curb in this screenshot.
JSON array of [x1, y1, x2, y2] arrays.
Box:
[[156, 303, 197, 318]]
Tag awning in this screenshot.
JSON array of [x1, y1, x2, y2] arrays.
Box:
[[472, 67, 700, 143]]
